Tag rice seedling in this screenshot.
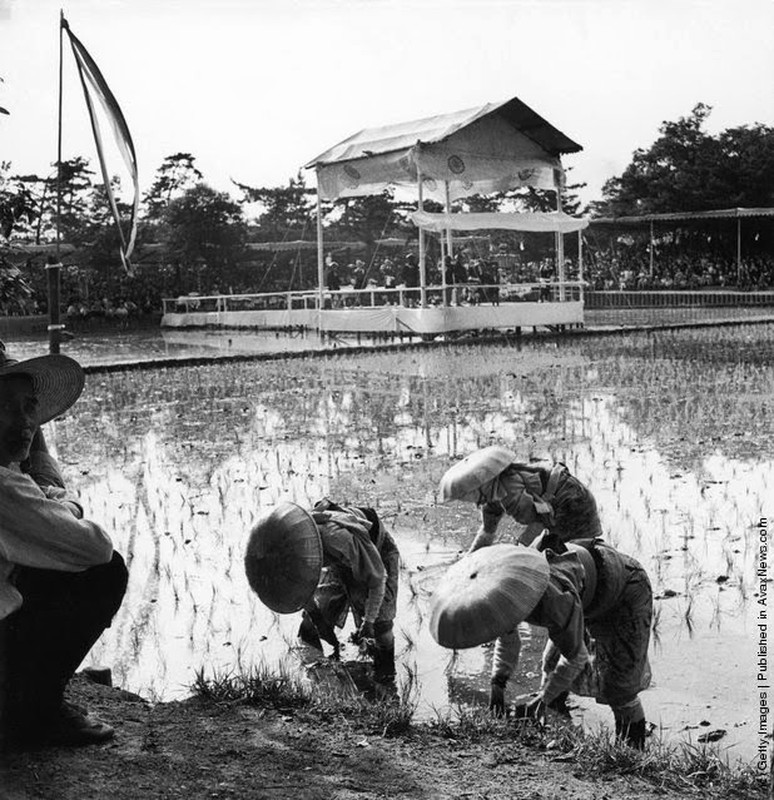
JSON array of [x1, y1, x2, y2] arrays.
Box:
[[651, 603, 662, 650], [682, 596, 695, 635], [398, 626, 415, 654], [709, 588, 722, 630]]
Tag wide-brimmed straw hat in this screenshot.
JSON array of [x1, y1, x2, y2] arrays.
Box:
[[0, 342, 85, 424], [439, 445, 517, 503], [429, 543, 549, 649], [244, 502, 323, 614]]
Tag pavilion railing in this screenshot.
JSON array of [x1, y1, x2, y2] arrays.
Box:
[[584, 290, 774, 309], [161, 282, 585, 315], [584, 289, 774, 327]]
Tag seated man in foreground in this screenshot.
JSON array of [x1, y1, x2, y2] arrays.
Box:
[[0, 343, 128, 749]]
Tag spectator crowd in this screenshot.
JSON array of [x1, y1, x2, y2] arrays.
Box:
[[3, 239, 774, 322]]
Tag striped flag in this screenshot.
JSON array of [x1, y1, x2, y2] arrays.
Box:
[[62, 17, 138, 275]]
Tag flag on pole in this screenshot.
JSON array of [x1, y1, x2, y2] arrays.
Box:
[[61, 16, 138, 275]]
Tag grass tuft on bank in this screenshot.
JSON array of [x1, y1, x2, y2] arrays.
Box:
[[192, 661, 418, 737], [558, 724, 765, 799], [192, 663, 768, 799]]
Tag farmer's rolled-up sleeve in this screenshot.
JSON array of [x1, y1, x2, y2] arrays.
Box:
[[22, 451, 66, 490], [0, 466, 113, 571], [531, 580, 586, 660], [491, 628, 522, 685], [539, 643, 590, 704], [21, 451, 84, 518], [469, 502, 505, 551], [378, 530, 400, 622], [527, 576, 589, 703], [322, 526, 386, 623]]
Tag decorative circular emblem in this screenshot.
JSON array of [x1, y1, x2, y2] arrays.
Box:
[[462, 179, 474, 191], [517, 168, 536, 183], [447, 154, 466, 175], [423, 177, 438, 193], [343, 164, 361, 189], [398, 155, 416, 177]]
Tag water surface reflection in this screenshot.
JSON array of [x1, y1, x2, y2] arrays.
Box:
[[41, 324, 774, 762]]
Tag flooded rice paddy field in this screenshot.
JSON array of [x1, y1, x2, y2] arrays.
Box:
[[34, 322, 774, 763], [6, 326, 343, 365]]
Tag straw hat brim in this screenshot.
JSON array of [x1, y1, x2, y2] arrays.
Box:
[[0, 355, 85, 424], [244, 502, 323, 614], [439, 445, 517, 503], [429, 544, 549, 649]]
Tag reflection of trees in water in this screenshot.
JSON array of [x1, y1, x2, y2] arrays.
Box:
[[60, 355, 579, 549], [585, 340, 774, 472], [61, 324, 773, 491]]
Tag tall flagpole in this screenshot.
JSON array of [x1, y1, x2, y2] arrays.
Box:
[[47, 10, 65, 355]]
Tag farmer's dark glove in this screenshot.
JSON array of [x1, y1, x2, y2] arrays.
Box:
[[546, 690, 572, 719], [353, 620, 375, 644], [513, 694, 546, 723], [489, 676, 507, 717]]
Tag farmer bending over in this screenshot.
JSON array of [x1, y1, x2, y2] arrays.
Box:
[[0, 343, 128, 749], [440, 445, 603, 551], [430, 538, 652, 749], [298, 498, 400, 695]]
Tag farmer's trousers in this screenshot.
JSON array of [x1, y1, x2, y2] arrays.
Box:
[[0, 551, 128, 743]]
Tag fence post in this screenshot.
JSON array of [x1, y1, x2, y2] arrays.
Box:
[[45, 259, 64, 355]]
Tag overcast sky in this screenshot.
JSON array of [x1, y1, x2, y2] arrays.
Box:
[[1, 0, 773, 210]]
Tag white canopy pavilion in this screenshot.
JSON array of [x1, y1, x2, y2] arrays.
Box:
[[305, 95, 584, 310], [160, 98, 589, 335]]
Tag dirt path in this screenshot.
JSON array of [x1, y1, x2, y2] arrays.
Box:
[[0, 676, 719, 800]]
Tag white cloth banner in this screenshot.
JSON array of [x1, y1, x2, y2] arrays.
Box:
[[312, 103, 567, 201], [411, 210, 589, 234]]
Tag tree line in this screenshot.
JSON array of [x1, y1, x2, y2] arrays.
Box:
[[1, 103, 772, 311]]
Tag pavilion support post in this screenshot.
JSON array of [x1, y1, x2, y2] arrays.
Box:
[[555, 173, 565, 301], [577, 229, 584, 305], [417, 172, 427, 308], [649, 220, 655, 278], [736, 216, 742, 286], [443, 180, 453, 307], [316, 176, 325, 325], [444, 181, 453, 256]]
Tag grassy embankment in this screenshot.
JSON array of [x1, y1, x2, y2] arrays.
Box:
[[192, 663, 768, 800]]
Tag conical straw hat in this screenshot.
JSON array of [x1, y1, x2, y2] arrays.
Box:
[[244, 502, 322, 614], [0, 343, 85, 425], [439, 445, 517, 503], [429, 544, 549, 649]]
